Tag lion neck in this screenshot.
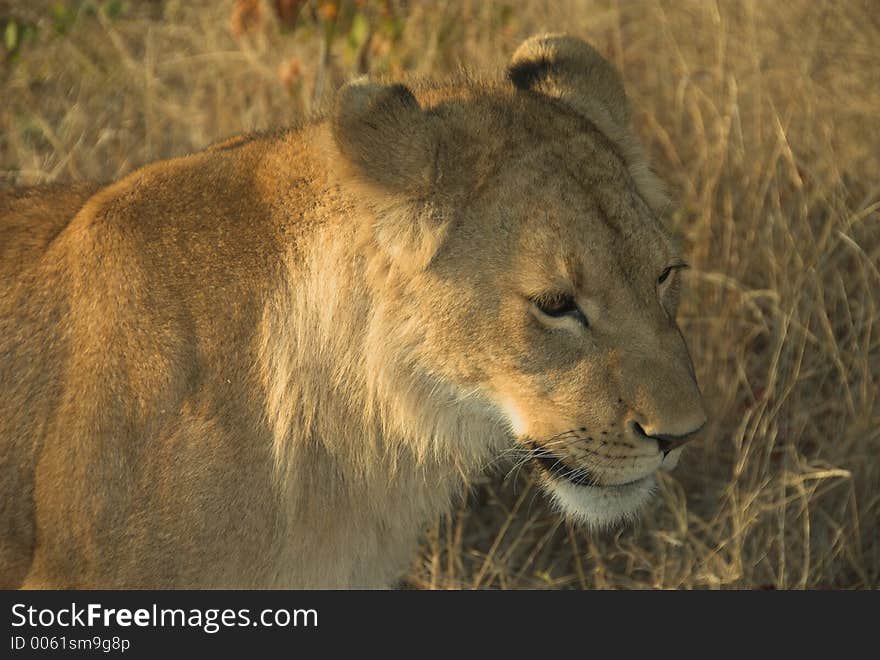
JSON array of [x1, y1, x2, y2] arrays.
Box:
[[255, 196, 508, 583]]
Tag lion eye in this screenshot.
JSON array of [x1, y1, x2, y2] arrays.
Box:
[[534, 295, 589, 327], [658, 263, 689, 285]]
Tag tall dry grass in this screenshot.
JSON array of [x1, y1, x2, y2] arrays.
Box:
[[1, 0, 877, 588]]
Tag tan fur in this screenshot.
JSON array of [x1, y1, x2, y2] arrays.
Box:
[[0, 35, 705, 588]]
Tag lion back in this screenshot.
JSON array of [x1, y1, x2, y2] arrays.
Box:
[[0, 182, 98, 587]]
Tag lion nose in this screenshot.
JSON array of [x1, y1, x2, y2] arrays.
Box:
[[630, 416, 706, 455]]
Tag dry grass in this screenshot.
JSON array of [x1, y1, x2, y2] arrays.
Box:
[[1, 0, 877, 589]]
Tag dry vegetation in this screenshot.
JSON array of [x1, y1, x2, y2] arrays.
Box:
[[1, 0, 877, 589]]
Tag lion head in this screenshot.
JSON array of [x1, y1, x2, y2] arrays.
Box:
[[330, 34, 707, 528]]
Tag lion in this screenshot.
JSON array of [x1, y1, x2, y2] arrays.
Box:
[[0, 35, 706, 589]]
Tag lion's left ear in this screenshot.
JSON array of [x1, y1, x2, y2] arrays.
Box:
[[331, 77, 451, 271], [508, 34, 668, 213]]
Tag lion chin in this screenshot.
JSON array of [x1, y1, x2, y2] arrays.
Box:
[[544, 475, 658, 529], [537, 446, 684, 529]]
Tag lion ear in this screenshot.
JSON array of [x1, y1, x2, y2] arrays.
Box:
[[507, 34, 630, 138], [331, 78, 449, 270], [508, 34, 669, 213]]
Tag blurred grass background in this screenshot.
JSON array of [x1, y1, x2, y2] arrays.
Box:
[[1, 0, 877, 589]]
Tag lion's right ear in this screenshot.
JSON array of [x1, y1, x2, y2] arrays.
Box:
[[507, 34, 668, 213], [507, 34, 630, 143], [331, 78, 449, 270]]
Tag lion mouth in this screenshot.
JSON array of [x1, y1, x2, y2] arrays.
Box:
[[529, 449, 645, 490]]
